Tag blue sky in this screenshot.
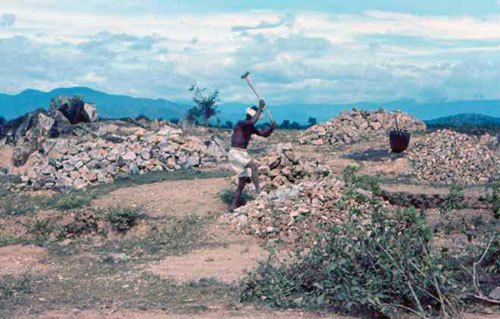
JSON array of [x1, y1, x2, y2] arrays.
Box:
[[1, 0, 500, 105]]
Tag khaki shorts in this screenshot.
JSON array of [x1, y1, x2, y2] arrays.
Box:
[[228, 148, 252, 178]]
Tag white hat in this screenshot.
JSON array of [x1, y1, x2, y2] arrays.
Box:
[[246, 107, 257, 117]]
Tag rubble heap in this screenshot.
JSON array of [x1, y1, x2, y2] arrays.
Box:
[[299, 108, 426, 147], [407, 129, 499, 185], [237, 143, 330, 194], [16, 122, 227, 190], [225, 176, 390, 248]]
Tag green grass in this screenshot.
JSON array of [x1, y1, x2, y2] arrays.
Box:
[[88, 214, 217, 259], [218, 188, 255, 207]]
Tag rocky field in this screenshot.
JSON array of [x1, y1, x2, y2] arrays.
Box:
[[0, 100, 499, 319]]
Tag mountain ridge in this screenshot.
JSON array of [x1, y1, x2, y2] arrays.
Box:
[[1, 87, 499, 124]]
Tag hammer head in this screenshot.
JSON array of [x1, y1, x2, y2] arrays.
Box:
[[241, 71, 250, 79]]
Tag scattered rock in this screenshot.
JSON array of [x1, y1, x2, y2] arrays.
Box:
[[407, 129, 499, 185]]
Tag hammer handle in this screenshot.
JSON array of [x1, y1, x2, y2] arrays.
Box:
[[244, 77, 262, 101], [243, 76, 274, 123]]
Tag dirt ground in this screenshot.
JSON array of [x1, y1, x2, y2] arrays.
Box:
[[0, 244, 48, 276], [28, 308, 356, 319], [92, 178, 230, 217], [148, 225, 266, 284]]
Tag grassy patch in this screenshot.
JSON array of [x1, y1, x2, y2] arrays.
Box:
[[105, 207, 141, 233], [218, 188, 255, 207], [0, 266, 237, 317], [91, 214, 215, 260]]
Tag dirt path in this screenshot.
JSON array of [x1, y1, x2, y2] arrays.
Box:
[[93, 178, 230, 217]]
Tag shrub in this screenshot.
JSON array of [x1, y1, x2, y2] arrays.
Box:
[[218, 189, 255, 207], [54, 195, 92, 211], [24, 217, 56, 242], [106, 207, 141, 233], [241, 175, 465, 318]]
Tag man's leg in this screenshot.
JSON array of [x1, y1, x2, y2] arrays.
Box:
[[230, 176, 248, 210], [249, 161, 260, 195]]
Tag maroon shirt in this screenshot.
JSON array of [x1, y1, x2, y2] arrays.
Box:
[[231, 119, 274, 149]]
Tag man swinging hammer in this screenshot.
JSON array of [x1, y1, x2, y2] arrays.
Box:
[[228, 99, 276, 210]]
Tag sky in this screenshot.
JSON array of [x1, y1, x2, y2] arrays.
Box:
[[1, 1, 500, 105]]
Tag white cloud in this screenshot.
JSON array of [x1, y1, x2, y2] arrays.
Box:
[[1, 4, 500, 103], [0, 14, 16, 27], [81, 73, 107, 85]]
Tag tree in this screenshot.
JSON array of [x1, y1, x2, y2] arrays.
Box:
[[280, 120, 290, 129], [307, 117, 317, 127], [224, 121, 234, 129], [289, 121, 301, 129], [188, 84, 220, 127]]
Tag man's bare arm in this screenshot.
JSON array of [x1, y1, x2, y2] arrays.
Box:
[[254, 120, 276, 137], [250, 99, 266, 125]]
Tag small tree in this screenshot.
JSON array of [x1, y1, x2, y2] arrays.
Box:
[[189, 84, 220, 127], [289, 121, 301, 129], [281, 120, 290, 129], [307, 117, 317, 127]]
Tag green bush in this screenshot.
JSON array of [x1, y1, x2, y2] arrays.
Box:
[[218, 188, 255, 207], [24, 217, 57, 242], [491, 180, 500, 220], [241, 182, 465, 318], [54, 195, 92, 211], [106, 207, 141, 233]]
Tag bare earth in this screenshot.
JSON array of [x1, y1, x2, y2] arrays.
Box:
[[0, 244, 48, 276], [93, 178, 230, 217], [149, 226, 266, 284], [32, 308, 356, 319]]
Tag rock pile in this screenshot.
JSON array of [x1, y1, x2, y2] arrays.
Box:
[[235, 143, 330, 194], [18, 122, 228, 190], [407, 129, 499, 185], [225, 176, 390, 248], [299, 108, 426, 147]]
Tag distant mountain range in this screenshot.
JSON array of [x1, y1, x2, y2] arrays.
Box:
[[425, 113, 500, 127], [1, 87, 499, 125], [0, 87, 187, 121]]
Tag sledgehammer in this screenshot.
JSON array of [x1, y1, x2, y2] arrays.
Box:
[[241, 71, 274, 123]]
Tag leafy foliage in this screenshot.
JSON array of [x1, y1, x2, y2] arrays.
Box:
[[187, 84, 220, 126], [105, 207, 141, 233], [241, 166, 473, 318]]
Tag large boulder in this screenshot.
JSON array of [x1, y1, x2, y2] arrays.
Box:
[[50, 96, 98, 124], [11, 111, 55, 167], [48, 109, 73, 138]]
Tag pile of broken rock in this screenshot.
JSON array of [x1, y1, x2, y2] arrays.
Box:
[[299, 108, 426, 147], [1, 96, 229, 190], [20, 123, 227, 190], [255, 143, 330, 194], [407, 129, 500, 185], [225, 174, 391, 248]]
